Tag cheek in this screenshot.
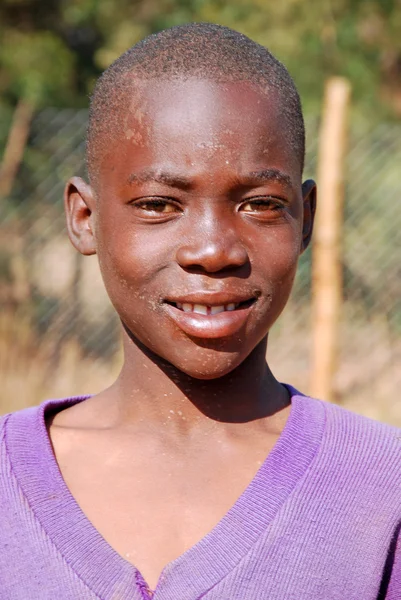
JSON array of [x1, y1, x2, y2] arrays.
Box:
[[95, 215, 177, 319], [97, 213, 162, 277], [256, 223, 302, 283]]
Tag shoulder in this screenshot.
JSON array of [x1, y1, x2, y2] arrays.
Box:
[[0, 411, 11, 457], [0, 397, 87, 468], [0, 403, 46, 480], [309, 396, 401, 491], [0, 411, 10, 437], [288, 385, 401, 458], [0, 406, 40, 508], [320, 398, 401, 455], [286, 392, 401, 549]]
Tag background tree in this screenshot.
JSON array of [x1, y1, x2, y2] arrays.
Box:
[[0, 0, 401, 115], [1, 0, 401, 197]]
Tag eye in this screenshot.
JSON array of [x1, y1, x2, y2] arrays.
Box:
[[239, 197, 285, 213], [132, 198, 181, 215]]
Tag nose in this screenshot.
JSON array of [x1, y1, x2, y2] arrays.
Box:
[[175, 214, 249, 274]]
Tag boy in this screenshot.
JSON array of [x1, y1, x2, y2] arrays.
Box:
[[0, 23, 400, 600]]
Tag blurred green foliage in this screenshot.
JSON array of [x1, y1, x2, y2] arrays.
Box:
[[1, 0, 401, 118]]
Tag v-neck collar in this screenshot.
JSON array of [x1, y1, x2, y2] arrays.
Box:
[[6, 387, 325, 600]]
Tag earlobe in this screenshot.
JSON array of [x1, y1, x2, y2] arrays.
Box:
[[300, 179, 317, 253], [64, 176, 97, 256]]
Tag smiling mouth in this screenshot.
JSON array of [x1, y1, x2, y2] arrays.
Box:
[[165, 298, 256, 315]]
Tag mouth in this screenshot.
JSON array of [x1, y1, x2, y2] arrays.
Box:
[[165, 298, 256, 315], [163, 296, 258, 339]]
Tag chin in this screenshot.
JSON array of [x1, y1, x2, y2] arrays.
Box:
[[122, 321, 264, 380], [172, 363, 243, 381], [164, 346, 252, 380]]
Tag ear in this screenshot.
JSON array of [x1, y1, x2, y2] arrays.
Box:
[[64, 176, 97, 255], [300, 179, 317, 253]]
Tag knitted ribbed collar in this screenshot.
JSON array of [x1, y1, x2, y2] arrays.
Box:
[[6, 386, 325, 600]]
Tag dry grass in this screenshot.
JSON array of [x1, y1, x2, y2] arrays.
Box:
[[0, 309, 121, 414], [1, 307, 400, 427], [269, 306, 401, 426]]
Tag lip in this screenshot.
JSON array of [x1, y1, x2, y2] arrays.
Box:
[[163, 299, 256, 339]]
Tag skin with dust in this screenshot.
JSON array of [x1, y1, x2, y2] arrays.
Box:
[[52, 76, 316, 591]]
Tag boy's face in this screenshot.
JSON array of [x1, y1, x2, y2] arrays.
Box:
[[66, 78, 315, 379]]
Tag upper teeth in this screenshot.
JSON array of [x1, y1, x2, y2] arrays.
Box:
[[176, 302, 237, 314]]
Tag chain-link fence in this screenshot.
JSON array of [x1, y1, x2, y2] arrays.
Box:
[[0, 109, 400, 422]]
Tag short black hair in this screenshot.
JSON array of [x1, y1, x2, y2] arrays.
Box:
[[87, 23, 305, 182]]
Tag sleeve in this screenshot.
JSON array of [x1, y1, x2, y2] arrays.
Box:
[[384, 524, 401, 599]]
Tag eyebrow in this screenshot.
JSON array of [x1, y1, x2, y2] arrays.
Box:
[[127, 167, 292, 190], [127, 169, 193, 190], [239, 169, 293, 188]]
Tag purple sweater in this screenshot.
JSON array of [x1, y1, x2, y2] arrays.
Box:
[[0, 389, 400, 599]]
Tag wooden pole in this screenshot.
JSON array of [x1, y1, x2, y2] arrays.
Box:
[[310, 77, 351, 402]]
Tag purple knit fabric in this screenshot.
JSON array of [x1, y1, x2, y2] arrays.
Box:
[[0, 388, 400, 599]]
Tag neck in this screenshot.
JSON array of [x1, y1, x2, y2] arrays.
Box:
[[108, 331, 289, 431]]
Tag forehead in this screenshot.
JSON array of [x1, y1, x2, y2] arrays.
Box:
[[99, 78, 300, 185]]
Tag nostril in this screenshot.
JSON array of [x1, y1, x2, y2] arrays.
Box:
[[176, 242, 249, 273]]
